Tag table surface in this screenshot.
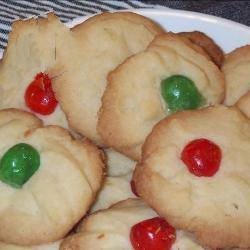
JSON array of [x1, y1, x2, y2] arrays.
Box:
[[0, 0, 249, 52]]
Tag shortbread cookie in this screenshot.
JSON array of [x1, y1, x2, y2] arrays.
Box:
[[52, 11, 165, 145], [98, 33, 225, 160], [0, 109, 104, 245], [0, 13, 74, 127], [223, 45, 250, 106], [178, 31, 224, 68], [236, 91, 250, 118], [90, 172, 135, 213], [61, 199, 205, 250], [90, 148, 136, 213], [133, 106, 250, 248], [105, 149, 135, 176], [0, 240, 61, 250]]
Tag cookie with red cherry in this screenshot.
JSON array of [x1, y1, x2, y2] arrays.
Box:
[[133, 105, 250, 249], [0, 13, 75, 127], [51, 11, 165, 145], [98, 33, 225, 160], [61, 198, 205, 250], [222, 45, 250, 118], [0, 109, 104, 246]]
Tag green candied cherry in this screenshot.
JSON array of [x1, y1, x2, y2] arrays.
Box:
[[161, 75, 205, 113], [0, 143, 40, 188]]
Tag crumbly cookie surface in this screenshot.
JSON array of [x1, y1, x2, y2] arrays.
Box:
[[60, 198, 204, 250], [0, 13, 76, 128], [52, 11, 165, 145], [223, 45, 250, 106], [98, 33, 225, 160], [133, 106, 250, 248], [0, 109, 104, 245]]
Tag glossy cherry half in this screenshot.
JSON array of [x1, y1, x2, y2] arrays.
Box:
[[181, 138, 221, 177], [25, 72, 58, 115], [130, 217, 176, 250]]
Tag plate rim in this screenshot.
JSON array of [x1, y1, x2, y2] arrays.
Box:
[[66, 7, 250, 32], [0, 7, 249, 58]]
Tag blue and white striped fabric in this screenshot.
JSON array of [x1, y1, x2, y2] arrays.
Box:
[[0, 0, 165, 53]]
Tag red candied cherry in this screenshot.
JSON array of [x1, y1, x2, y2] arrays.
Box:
[[25, 72, 58, 115], [181, 138, 221, 177], [130, 180, 139, 197], [130, 217, 176, 250]]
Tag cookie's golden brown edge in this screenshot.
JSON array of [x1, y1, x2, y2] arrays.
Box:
[[178, 31, 224, 68], [223, 45, 250, 69], [236, 91, 250, 118], [133, 105, 250, 249], [98, 33, 225, 161], [0, 108, 43, 128], [73, 11, 165, 35]]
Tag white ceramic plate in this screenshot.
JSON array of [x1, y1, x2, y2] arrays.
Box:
[[0, 8, 249, 58], [67, 8, 250, 53]]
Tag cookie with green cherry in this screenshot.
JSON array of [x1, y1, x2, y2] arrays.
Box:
[[0, 109, 104, 246], [61, 198, 205, 250], [133, 106, 250, 249], [51, 11, 165, 146], [98, 32, 225, 161], [222, 45, 250, 118]]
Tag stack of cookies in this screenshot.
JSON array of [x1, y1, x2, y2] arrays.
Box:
[[0, 10, 249, 250]]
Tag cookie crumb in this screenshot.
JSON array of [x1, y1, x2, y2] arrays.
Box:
[[97, 234, 105, 239], [233, 203, 239, 210]]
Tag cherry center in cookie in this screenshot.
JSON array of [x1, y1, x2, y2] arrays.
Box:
[[181, 138, 221, 177], [0, 143, 40, 188], [161, 75, 204, 113], [25, 72, 58, 115], [130, 217, 176, 250]]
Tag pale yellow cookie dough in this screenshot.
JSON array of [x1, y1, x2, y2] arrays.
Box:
[[133, 105, 250, 249], [236, 91, 250, 118], [90, 172, 135, 213], [105, 149, 136, 176], [60, 199, 205, 250], [223, 45, 250, 107], [0, 109, 104, 246], [52, 11, 165, 145], [0, 240, 61, 250], [0, 13, 75, 128]]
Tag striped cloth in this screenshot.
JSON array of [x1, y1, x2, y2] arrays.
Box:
[[0, 0, 249, 53], [0, 0, 165, 52]]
